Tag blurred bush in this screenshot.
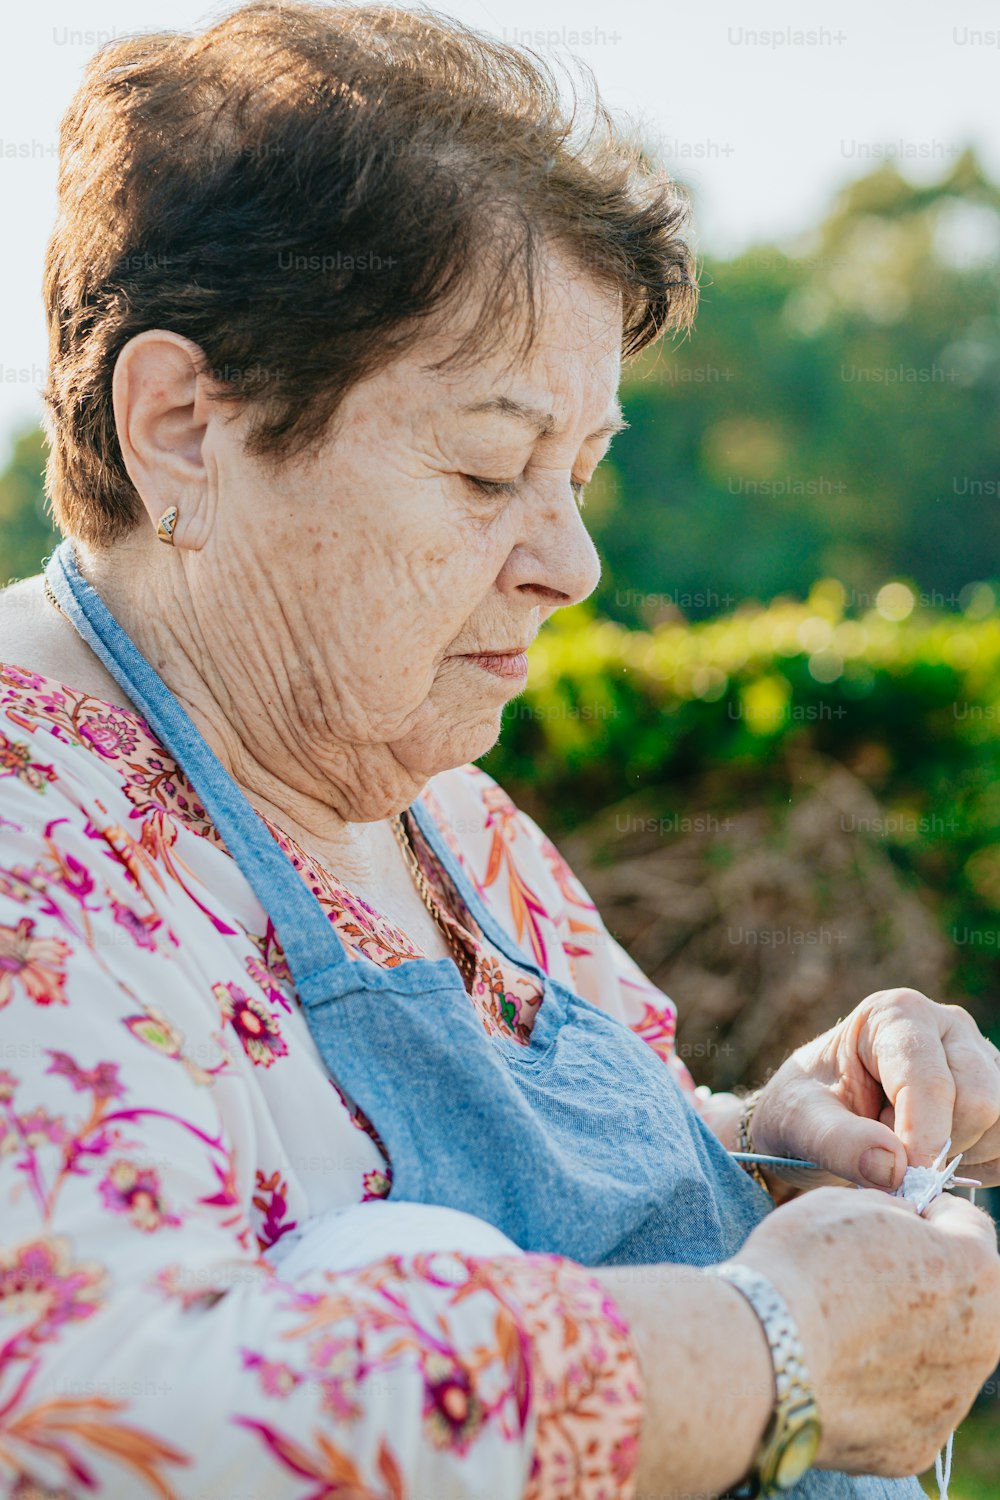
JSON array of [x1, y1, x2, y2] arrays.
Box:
[[0, 427, 58, 589], [484, 582, 1000, 1047]]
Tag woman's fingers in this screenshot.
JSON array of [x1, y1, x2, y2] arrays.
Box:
[[938, 1009, 1000, 1155], [735, 1185, 1000, 1478], [856, 991, 954, 1165], [922, 1188, 1000, 1243], [859, 991, 1000, 1167]]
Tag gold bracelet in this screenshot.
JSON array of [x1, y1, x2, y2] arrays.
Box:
[[737, 1088, 771, 1195]]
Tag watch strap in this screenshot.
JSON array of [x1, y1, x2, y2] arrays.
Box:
[[710, 1261, 820, 1496]]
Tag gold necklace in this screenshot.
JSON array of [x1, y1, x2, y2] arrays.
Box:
[[43, 576, 67, 617], [389, 811, 478, 987]]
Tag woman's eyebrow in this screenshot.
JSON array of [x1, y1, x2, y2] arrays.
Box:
[[457, 394, 629, 441]]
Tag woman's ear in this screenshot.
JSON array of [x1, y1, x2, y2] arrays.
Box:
[[111, 329, 221, 550]]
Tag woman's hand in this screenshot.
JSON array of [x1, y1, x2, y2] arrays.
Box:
[[734, 1185, 1000, 1478], [751, 988, 1000, 1190], [599, 1183, 1000, 1497]]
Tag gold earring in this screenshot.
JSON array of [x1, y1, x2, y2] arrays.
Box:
[[156, 506, 178, 546]]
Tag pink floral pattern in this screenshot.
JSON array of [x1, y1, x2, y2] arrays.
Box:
[[0, 658, 700, 1498]]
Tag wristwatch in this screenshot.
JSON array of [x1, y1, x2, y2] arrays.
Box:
[[709, 1261, 823, 1497]]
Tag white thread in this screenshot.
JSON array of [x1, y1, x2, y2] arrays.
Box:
[[891, 1139, 979, 1500], [935, 1434, 953, 1499]]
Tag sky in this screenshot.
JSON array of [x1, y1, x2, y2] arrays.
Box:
[[2, 0, 999, 453]]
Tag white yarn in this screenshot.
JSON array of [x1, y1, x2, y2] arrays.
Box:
[[891, 1138, 978, 1500], [891, 1137, 967, 1211], [935, 1433, 954, 1499]]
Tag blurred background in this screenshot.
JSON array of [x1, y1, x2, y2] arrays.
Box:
[[2, 2, 999, 1490]]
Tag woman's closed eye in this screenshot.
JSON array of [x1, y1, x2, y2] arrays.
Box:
[[463, 474, 589, 506]]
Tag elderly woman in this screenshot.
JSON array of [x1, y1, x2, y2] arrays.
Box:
[[1, 4, 998, 1498]]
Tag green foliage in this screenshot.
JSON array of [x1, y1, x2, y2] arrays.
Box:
[[590, 150, 1000, 625], [483, 582, 1000, 1023], [0, 427, 59, 588]]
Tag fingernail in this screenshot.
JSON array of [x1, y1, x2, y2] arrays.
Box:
[[860, 1148, 897, 1188]]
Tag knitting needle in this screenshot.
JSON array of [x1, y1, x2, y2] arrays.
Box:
[[730, 1149, 981, 1188], [730, 1151, 824, 1170]]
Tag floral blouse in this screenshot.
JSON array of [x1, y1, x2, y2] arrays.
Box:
[[0, 659, 699, 1500]]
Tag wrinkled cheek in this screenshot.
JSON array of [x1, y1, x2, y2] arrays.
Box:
[[359, 665, 438, 733], [317, 600, 436, 704], [413, 535, 498, 624], [320, 545, 492, 731]]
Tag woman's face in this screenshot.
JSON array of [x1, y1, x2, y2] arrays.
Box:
[[114, 246, 623, 817]]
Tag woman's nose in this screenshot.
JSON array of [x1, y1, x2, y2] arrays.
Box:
[[499, 486, 602, 608]]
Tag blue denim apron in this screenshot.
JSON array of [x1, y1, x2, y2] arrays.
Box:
[[44, 539, 924, 1499]]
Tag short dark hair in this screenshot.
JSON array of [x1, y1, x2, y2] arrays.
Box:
[[42, 0, 698, 547]]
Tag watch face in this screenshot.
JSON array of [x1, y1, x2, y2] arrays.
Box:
[[774, 1419, 823, 1488]]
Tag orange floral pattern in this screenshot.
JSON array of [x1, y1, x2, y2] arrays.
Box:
[[0, 658, 699, 1498], [0, 917, 73, 1009]]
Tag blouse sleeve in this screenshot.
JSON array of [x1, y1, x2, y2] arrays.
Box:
[[0, 754, 644, 1497]]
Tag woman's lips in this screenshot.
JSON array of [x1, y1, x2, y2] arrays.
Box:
[[462, 651, 529, 679]]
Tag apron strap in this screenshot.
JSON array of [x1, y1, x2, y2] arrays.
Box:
[[44, 539, 356, 1004]]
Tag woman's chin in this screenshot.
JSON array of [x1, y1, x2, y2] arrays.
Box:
[[397, 710, 507, 782]]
